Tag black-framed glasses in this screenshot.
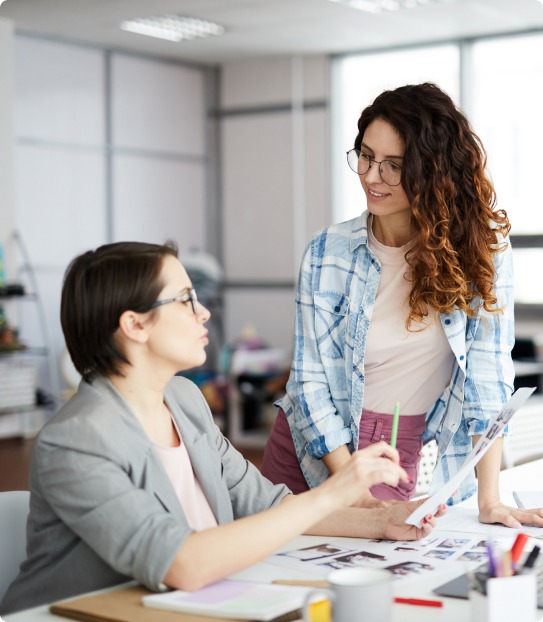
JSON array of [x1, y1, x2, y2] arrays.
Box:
[[150, 288, 199, 314], [346, 149, 403, 187]]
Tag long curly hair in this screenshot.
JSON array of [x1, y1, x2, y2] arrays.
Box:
[[354, 82, 511, 327]]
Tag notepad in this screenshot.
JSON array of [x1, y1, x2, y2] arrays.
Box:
[[142, 580, 311, 621], [513, 491, 543, 510]]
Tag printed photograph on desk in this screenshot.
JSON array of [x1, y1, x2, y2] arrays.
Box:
[[436, 538, 471, 549], [317, 550, 386, 570], [268, 536, 493, 584], [277, 543, 354, 561]]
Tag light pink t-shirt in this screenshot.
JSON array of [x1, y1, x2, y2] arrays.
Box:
[[153, 417, 218, 531], [363, 222, 455, 416]]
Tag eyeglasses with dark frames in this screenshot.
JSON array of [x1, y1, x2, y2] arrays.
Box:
[[346, 148, 403, 187], [150, 288, 199, 315]]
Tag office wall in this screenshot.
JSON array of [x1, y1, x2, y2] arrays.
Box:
[[0, 18, 15, 263], [8, 33, 333, 403], [219, 56, 331, 351], [11, 36, 210, 398]]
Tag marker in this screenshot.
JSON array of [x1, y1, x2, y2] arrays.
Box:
[[521, 545, 541, 571], [510, 532, 529, 566], [486, 537, 497, 577], [394, 597, 443, 608], [390, 402, 400, 449], [502, 550, 513, 577]]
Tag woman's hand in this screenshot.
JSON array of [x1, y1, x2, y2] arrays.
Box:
[[479, 501, 543, 529], [351, 494, 392, 509], [380, 499, 448, 540], [321, 441, 409, 509]]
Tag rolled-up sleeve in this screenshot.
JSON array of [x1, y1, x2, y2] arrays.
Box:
[[463, 239, 515, 436], [285, 238, 353, 458]]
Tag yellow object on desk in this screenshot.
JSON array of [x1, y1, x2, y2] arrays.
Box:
[[307, 599, 331, 622]]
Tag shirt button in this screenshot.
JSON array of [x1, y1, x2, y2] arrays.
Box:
[[460, 355, 465, 361], [445, 319, 451, 325], [380, 434, 385, 439]]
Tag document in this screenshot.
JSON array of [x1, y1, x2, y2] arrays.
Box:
[[513, 491, 543, 510], [406, 387, 537, 528], [142, 580, 311, 621], [434, 505, 543, 537]]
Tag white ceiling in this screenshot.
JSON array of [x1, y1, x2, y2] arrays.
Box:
[[1, 0, 543, 65]]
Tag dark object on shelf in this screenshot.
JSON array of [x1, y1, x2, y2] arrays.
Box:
[[0, 283, 26, 297], [36, 388, 56, 408]]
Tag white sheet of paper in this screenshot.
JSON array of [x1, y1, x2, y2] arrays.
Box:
[[434, 505, 543, 537], [405, 387, 536, 528], [513, 491, 543, 510]]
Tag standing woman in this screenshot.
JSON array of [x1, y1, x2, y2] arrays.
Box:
[[1, 241, 440, 615], [262, 82, 543, 529]]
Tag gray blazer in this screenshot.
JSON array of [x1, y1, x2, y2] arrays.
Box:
[[1, 376, 290, 614]]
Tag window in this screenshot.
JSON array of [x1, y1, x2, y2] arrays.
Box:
[[470, 34, 543, 306], [333, 34, 543, 306], [470, 34, 543, 235]]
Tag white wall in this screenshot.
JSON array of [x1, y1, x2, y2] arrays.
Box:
[[219, 56, 330, 351], [0, 18, 15, 269], [11, 36, 210, 399], [8, 39, 334, 401]]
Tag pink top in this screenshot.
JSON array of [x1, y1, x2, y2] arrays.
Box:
[[153, 417, 217, 531], [363, 220, 455, 415]]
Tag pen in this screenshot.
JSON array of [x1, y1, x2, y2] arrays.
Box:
[[394, 597, 443, 608], [502, 550, 513, 577], [510, 532, 529, 566], [486, 537, 497, 578], [521, 545, 541, 571], [390, 402, 400, 449]]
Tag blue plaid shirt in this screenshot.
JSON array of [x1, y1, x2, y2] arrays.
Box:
[[277, 211, 515, 504]]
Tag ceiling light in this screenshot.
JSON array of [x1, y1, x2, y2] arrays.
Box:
[[328, 0, 453, 13], [120, 15, 225, 43]]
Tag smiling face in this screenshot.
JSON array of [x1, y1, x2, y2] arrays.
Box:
[[146, 254, 210, 373], [359, 118, 411, 221]]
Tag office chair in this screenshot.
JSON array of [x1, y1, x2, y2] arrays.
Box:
[[0, 490, 30, 603]]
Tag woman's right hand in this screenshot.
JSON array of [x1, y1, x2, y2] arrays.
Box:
[[321, 441, 409, 509]]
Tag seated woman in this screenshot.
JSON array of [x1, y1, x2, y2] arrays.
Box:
[[0, 241, 444, 614]]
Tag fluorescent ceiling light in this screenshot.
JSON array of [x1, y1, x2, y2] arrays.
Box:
[[120, 15, 225, 42], [329, 0, 453, 13]]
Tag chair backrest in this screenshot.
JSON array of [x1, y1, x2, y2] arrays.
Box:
[[0, 490, 30, 603], [502, 395, 543, 469], [415, 440, 438, 496]]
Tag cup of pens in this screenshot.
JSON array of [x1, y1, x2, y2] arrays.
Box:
[[469, 534, 539, 622]]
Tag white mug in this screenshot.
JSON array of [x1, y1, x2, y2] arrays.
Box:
[[302, 567, 394, 622]]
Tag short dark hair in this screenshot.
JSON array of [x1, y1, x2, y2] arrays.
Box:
[[61, 241, 178, 383]]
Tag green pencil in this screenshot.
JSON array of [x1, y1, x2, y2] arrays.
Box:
[[390, 402, 400, 448]]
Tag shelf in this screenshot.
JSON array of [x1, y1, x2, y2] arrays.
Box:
[[514, 360, 543, 378], [0, 404, 43, 416], [0, 346, 48, 356], [0, 406, 50, 440], [0, 293, 37, 301]]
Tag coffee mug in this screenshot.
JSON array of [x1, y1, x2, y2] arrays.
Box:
[[302, 567, 393, 622]]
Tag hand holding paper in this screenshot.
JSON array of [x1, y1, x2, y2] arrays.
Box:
[[405, 387, 536, 528]]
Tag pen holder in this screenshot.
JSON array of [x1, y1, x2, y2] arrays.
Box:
[[470, 574, 537, 622]]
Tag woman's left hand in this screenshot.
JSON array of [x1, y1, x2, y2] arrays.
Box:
[[479, 501, 543, 529]]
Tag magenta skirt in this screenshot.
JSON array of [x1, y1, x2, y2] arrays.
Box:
[[261, 408, 426, 501]]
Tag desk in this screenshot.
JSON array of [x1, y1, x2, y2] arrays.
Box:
[[5, 459, 543, 622]]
